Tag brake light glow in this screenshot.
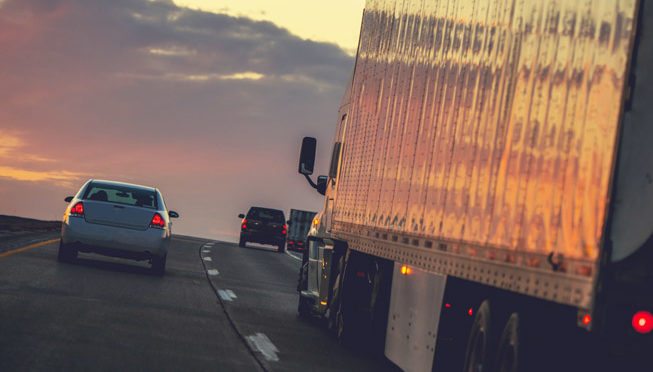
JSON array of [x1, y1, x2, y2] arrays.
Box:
[[445, 303, 451, 308], [632, 311, 653, 334], [150, 213, 165, 228], [242, 219, 247, 229], [468, 308, 473, 316], [70, 202, 84, 216], [282, 224, 287, 234], [582, 315, 591, 325]]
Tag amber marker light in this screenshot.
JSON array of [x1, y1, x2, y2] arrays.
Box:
[[400, 265, 412, 275]]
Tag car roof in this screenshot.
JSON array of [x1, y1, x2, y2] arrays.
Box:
[[89, 179, 157, 192], [249, 206, 283, 213]]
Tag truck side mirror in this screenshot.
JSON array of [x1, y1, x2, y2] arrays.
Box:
[[316, 175, 328, 196], [298, 137, 317, 175], [238, 213, 245, 219]]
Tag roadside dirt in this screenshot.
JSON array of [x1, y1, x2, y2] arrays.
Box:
[[0, 215, 61, 253]]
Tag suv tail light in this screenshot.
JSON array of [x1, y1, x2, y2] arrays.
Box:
[[282, 224, 287, 234], [150, 213, 166, 228], [70, 202, 84, 217], [242, 219, 247, 229]]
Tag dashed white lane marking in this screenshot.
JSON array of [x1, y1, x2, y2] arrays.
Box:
[[202, 249, 211, 254], [202, 256, 212, 262], [207, 269, 219, 276], [246, 333, 279, 362], [217, 289, 237, 302], [285, 250, 301, 261]]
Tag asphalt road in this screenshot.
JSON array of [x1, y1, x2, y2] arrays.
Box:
[[0, 236, 397, 371]]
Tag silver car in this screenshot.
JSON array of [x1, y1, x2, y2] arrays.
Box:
[[59, 179, 179, 275]]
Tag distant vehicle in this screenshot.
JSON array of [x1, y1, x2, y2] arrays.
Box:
[[238, 207, 287, 253], [286, 209, 316, 251], [59, 179, 179, 275]]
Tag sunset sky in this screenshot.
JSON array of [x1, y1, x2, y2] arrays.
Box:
[[0, 0, 364, 241]]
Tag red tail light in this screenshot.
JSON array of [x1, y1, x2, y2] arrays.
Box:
[[632, 311, 653, 334], [468, 308, 473, 316], [242, 219, 247, 229], [282, 224, 287, 234], [70, 202, 84, 216], [150, 213, 165, 228]]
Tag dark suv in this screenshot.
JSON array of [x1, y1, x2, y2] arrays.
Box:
[[238, 207, 287, 252]]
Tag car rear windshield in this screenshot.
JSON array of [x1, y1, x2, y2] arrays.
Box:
[[247, 208, 285, 222], [82, 182, 158, 209]]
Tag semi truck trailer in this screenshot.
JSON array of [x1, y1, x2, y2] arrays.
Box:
[[296, 0, 653, 371]]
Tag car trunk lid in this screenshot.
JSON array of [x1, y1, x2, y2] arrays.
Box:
[[83, 201, 154, 230]]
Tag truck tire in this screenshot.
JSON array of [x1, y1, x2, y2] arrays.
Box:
[[298, 295, 311, 318], [495, 312, 520, 372], [463, 300, 496, 372]]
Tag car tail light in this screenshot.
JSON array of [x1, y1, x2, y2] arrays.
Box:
[[632, 311, 653, 334], [282, 224, 287, 234], [242, 219, 247, 229], [70, 202, 84, 216], [150, 213, 165, 228]]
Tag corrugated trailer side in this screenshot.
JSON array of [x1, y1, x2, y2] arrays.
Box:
[[331, 0, 638, 311]]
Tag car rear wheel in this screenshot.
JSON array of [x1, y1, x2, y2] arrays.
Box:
[[57, 241, 77, 262], [238, 236, 246, 247], [278, 242, 285, 253], [151, 254, 167, 276]]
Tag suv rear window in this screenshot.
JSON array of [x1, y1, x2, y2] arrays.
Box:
[[83, 182, 158, 209], [247, 208, 285, 223]]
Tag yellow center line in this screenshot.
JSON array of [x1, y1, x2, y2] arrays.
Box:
[[0, 238, 60, 258]]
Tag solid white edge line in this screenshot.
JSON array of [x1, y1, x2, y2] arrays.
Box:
[[285, 250, 301, 261]]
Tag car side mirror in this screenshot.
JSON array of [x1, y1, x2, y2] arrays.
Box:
[[65, 196, 73, 203], [238, 213, 245, 219], [287, 220, 291, 225], [168, 211, 179, 218], [316, 175, 328, 196], [298, 137, 317, 175]]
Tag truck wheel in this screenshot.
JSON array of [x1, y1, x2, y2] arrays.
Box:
[[463, 300, 496, 372], [495, 312, 520, 372], [238, 236, 246, 247], [298, 295, 311, 318], [57, 241, 77, 262]]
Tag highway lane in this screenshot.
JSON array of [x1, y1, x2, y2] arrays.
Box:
[[0, 236, 260, 371], [201, 241, 399, 372], [0, 235, 399, 372]]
